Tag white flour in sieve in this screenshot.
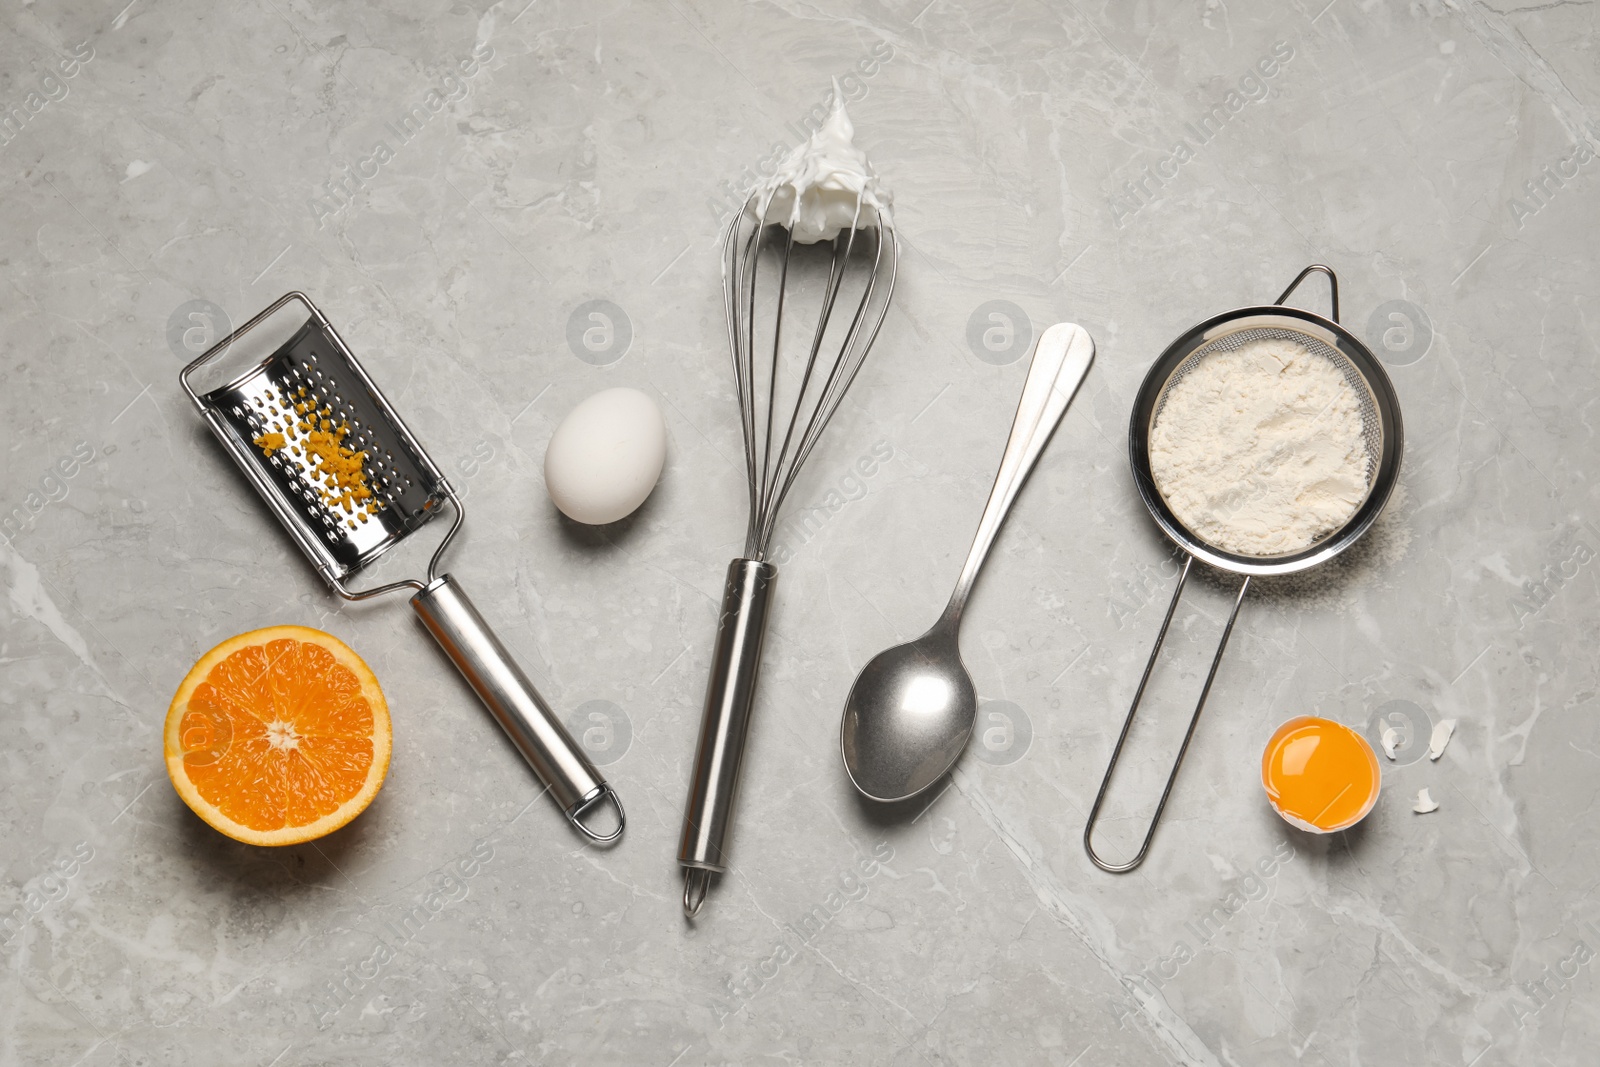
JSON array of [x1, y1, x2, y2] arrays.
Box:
[[1149, 337, 1371, 556]]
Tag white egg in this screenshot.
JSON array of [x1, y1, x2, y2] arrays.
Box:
[[544, 387, 667, 525]]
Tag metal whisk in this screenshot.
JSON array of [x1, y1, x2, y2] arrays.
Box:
[[677, 190, 897, 917]]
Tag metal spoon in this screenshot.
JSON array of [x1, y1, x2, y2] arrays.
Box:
[[840, 323, 1094, 802]]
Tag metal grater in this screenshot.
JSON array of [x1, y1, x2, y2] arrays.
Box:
[[195, 313, 448, 586], [181, 292, 624, 843]]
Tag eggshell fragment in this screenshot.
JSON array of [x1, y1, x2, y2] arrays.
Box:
[[1414, 788, 1439, 814], [544, 387, 667, 525], [1427, 719, 1456, 761]]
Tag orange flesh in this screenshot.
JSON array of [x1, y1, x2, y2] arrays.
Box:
[[177, 636, 377, 833], [1261, 717, 1380, 832]]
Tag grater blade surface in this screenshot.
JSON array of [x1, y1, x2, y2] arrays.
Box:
[[199, 316, 449, 584]]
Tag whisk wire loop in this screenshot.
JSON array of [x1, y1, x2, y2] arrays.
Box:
[[759, 224, 848, 549], [720, 190, 898, 559]]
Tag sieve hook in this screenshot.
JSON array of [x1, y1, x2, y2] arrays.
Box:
[[1083, 557, 1251, 873], [1274, 263, 1339, 323]]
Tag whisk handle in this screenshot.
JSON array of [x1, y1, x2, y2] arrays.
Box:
[[411, 574, 623, 844], [677, 558, 778, 914]]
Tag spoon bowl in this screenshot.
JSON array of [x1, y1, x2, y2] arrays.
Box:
[[840, 625, 974, 802]]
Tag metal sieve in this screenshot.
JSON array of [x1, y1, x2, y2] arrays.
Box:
[[1084, 265, 1402, 872]]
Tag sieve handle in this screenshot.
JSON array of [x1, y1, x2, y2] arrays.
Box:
[[1083, 556, 1250, 874], [410, 574, 623, 844]]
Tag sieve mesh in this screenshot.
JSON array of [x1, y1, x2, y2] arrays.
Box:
[[1148, 325, 1384, 559]]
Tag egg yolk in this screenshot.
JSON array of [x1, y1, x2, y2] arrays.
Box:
[[1261, 716, 1380, 832]]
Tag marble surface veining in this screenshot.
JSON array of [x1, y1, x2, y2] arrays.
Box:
[[2, 0, 1598, 1064]]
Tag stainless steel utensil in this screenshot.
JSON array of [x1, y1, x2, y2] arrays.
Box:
[[1084, 264, 1402, 873], [839, 323, 1094, 803], [180, 291, 624, 844], [678, 193, 897, 918]]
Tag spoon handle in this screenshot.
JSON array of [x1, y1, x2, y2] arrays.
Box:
[[942, 323, 1095, 623]]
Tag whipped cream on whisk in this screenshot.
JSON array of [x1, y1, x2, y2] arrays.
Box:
[[758, 87, 892, 244]]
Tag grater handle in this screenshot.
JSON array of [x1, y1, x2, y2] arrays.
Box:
[[410, 574, 624, 844]]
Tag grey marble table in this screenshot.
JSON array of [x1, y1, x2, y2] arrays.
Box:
[[3, 0, 1598, 1064]]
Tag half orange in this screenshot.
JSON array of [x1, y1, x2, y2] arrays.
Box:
[[165, 626, 391, 846]]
